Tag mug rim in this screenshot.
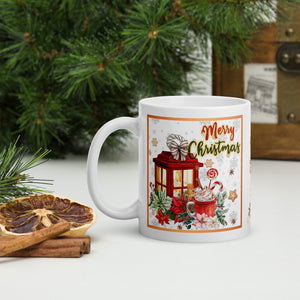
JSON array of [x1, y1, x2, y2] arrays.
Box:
[[139, 95, 249, 110]]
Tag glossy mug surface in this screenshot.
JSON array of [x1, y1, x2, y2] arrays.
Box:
[[87, 96, 251, 242]]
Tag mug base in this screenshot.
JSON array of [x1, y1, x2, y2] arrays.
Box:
[[139, 224, 250, 243]]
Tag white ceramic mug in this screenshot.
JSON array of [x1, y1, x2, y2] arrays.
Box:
[[87, 95, 251, 242]]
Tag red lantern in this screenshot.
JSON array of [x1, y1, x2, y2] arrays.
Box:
[[153, 151, 203, 198]]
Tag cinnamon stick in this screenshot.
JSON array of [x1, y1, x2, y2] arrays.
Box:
[[57, 236, 91, 254], [0, 220, 70, 257], [0, 235, 91, 254], [196, 178, 203, 190], [5, 246, 84, 258]]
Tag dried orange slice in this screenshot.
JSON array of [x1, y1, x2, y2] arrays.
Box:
[[0, 194, 96, 236]]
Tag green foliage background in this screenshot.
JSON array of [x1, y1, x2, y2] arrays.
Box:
[[0, 0, 297, 157]]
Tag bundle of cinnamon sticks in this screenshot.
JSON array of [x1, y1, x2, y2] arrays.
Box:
[[0, 221, 91, 258]]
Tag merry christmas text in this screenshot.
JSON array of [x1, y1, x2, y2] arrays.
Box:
[[188, 140, 240, 158], [201, 122, 235, 141]]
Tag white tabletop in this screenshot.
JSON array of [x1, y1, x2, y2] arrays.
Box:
[[1, 152, 300, 300]]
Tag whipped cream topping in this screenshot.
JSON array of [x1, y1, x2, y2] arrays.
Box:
[[194, 186, 216, 202]]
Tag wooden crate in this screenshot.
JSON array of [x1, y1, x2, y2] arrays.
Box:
[[213, 4, 300, 160]]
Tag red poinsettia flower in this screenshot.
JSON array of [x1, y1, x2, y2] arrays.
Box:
[[171, 194, 188, 214], [171, 197, 184, 215], [170, 193, 189, 223], [156, 209, 170, 225]]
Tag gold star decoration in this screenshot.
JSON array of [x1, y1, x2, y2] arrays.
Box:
[[229, 169, 234, 175], [204, 159, 213, 168], [151, 138, 158, 147], [228, 189, 238, 202]]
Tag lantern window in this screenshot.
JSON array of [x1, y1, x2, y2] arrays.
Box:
[[172, 169, 195, 197], [183, 169, 194, 186], [155, 166, 167, 191]]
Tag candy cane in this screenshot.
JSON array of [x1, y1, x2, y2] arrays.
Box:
[[210, 181, 223, 192], [207, 168, 218, 189]]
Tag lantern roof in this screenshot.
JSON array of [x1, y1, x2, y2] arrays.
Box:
[[153, 151, 203, 169]]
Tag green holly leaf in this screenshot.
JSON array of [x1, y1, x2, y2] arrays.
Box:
[[169, 211, 176, 221], [184, 218, 193, 225]]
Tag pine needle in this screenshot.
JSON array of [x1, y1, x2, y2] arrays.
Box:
[[0, 138, 52, 204]]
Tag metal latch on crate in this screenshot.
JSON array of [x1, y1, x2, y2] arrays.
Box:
[[276, 3, 300, 125], [276, 42, 300, 73], [276, 42, 300, 124]]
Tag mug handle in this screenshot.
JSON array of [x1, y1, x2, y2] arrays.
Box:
[[87, 117, 139, 219], [186, 201, 195, 218]]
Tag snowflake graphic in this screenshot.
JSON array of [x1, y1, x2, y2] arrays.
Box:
[[233, 118, 241, 130], [216, 153, 224, 165], [229, 210, 238, 225], [230, 157, 239, 169]]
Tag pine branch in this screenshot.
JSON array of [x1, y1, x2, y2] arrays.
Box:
[[15, 81, 69, 150], [54, 38, 132, 100], [123, 1, 189, 64], [0, 0, 300, 156], [0, 138, 52, 204]]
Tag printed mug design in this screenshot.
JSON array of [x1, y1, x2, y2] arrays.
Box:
[[147, 115, 243, 233]]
